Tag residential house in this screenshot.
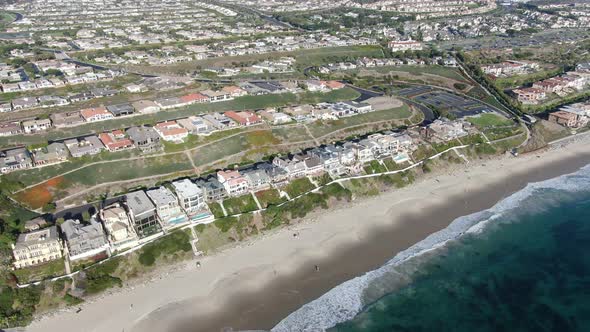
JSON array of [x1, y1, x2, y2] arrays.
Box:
[[0, 121, 22, 136], [194, 176, 228, 202], [132, 100, 160, 114], [147, 186, 188, 227], [258, 110, 292, 124], [126, 126, 162, 153], [273, 156, 307, 179], [12, 226, 62, 269], [61, 219, 109, 261], [512, 88, 546, 104], [125, 190, 161, 237], [217, 170, 249, 196], [24, 217, 48, 232], [99, 130, 134, 152], [80, 107, 114, 122], [172, 179, 210, 221], [0, 103, 12, 112], [180, 93, 209, 105], [388, 40, 423, 52], [50, 111, 85, 128], [308, 147, 347, 176], [242, 168, 271, 191], [224, 111, 262, 126], [424, 119, 468, 142], [155, 97, 185, 110], [31, 142, 69, 166], [306, 80, 345, 92], [177, 116, 212, 135], [106, 103, 135, 117], [548, 111, 580, 128], [202, 113, 236, 130], [64, 135, 104, 158], [201, 89, 232, 102], [12, 97, 39, 110], [0, 148, 32, 174], [99, 203, 138, 250], [221, 85, 247, 97], [22, 118, 52, 134], [154, 121, 189, 143]]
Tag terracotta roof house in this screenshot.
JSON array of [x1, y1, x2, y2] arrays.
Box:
[[180, 93, 209, 105], [224, 111, 262, 126], [80, 107, 114, 122], [99, 130, 134, 151], [154, 121, 189, 143]]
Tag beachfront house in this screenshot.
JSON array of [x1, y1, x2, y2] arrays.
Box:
[[194, 176, 228, 202], [172, 179, 210, 221], [61, 219, 110, 261], [12, 226, 63, 269], [147, 186, 188, 228], [242, 168, 271, 191], [99, 203, 139, 250], [217, 170, 249, 196], [125, 191, 161, 238]]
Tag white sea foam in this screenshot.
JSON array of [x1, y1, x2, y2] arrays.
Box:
[[271, 164, 590, 332]]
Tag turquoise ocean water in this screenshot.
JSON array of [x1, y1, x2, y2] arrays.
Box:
[[272, 164, 590, 332]]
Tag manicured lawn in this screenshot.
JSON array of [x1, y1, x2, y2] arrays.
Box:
[[222, 193, 259, 215], [283, 177, 316, 198], [466, 113, 513, 129], [14, 258, 66, 284]]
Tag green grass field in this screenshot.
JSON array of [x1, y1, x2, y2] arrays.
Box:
[[466, 113, 514, 129]]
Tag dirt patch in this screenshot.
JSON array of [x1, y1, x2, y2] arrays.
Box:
[[16, 176, 66, 209], [365, 96, 404, 111]]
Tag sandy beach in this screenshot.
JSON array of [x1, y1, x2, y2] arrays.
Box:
[[25, 136, 590, 332]]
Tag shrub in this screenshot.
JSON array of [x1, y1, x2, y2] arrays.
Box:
[[138, 231, 192, 266]]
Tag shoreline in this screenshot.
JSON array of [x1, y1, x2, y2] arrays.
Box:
[[25, 137, 590, 332]]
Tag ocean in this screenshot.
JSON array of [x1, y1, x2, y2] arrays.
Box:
[[271, 164, 590, 332]]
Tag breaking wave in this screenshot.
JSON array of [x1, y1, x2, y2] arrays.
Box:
[[271, 164, 590, 332]]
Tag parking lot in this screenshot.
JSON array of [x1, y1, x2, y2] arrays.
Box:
[[397, 87, 495, 118]]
